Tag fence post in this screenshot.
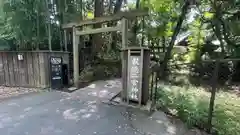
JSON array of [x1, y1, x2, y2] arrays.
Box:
[[73, 26, 79, 88], [150, 70, 154, 100], [154, 71, 158, 105], [207, 60, 220, 133]]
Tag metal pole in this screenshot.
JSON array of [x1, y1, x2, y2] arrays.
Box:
[[127, 50, 131, 105], [154, 72, 158, 105], [150, 70, 154, 100], [138, 49, 143, 106], [207, 60, 220, 133]]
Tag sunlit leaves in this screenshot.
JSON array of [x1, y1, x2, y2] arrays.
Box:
[[87, 12, 94, 19], [185, 18, 206, 62], [165, 22, 174, 37], [148, 0, 173, 12], [142, 0, 182, 43], [203, 11, 214, 19]]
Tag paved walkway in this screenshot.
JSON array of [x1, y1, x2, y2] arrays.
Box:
[[0, 79, 208, 135]]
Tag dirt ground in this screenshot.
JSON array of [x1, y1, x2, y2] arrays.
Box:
[[0, 86, 40, 100]]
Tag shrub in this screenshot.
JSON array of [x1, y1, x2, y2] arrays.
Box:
[[157, 84, 240, 135], [79, 59, 121, 82], [190, 62, 231, 85]]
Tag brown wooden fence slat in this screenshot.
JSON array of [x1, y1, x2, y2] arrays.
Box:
[[32, 52, 40, 87], [37, 52, 41, 87], [39, 52, 46, 87], [26, 52, 34, 87], [8, 53, 15, 86], [32, 53, 37, 87], [23, 53, 28, 86], [44, 53, 50, 87], [0, 53, 5, 85], [3, 53, 10, 86], [12, 54, 19, 86]]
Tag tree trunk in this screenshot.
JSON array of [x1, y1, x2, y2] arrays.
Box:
[[109, 0, 124, 50], [211, 20, 225, 55], [162, 36, 166, 52], [160, 1, 190, 78], [36, 0, 40, 50], [108, 0, 113, 14], [211, 0, 225, 55], [43, 0, 49, 50], [79, 0, 83, 20], [114, 0, 124, 13], [132, 0, 141, 46], [91, 0, 104, 60], [45, 0, 52, 51], [56, 0, 63, 51]]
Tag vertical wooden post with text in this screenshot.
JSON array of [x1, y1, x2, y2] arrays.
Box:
[[122, 47, 150, 105]]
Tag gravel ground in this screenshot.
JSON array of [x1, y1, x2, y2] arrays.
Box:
[[0, 87, 41, 100]]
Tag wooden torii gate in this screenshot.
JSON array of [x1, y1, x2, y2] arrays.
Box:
[[62, 10, 148, 88]]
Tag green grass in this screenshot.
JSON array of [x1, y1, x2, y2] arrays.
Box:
[[157, 83, 240, 135]]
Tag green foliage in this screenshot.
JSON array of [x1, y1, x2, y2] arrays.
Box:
[[3, 0, 40, 41], [143, 0, 180, 38], [157, 84, 240, 135], [0, 16, 15, 40], [86, 12, 94, 19], [184, 19, 206, 62], [0, 0, 83, 50], [79, 59, 121, 82], [203, 12, 214, 19], [0, 0, 238, 60]]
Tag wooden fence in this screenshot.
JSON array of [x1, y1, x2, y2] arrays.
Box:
[[0, 51, 69, 88]]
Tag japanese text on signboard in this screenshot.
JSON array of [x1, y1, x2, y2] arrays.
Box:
[[129, 56, 141, 100]]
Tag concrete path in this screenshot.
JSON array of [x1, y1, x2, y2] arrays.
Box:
[[0, 79, 208, 135]]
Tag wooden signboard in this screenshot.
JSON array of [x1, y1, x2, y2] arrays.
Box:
[[127, 53, 143, 102], [122, 47, 150, 105]]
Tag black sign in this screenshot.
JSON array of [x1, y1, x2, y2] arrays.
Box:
[[50, 57, 63, 89]]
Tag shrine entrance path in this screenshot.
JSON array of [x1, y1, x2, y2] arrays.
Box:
[[0, 79, 208, 135]]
